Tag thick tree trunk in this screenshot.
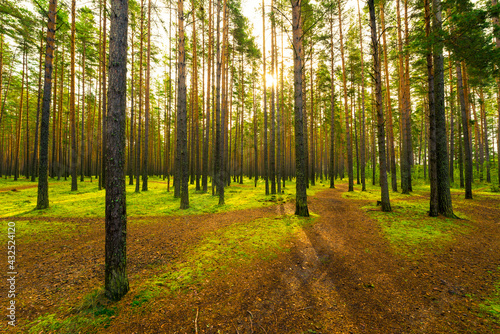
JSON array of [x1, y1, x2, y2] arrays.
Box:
[[432, 0, 455, 217], [105, 0, 129, 301], [425, 0, 438, 216], [369, 0, 391, 212], [292, 0, 309, 217], [36, 0, 58, 209]]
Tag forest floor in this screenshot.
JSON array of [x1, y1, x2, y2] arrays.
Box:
[[1, 177, 500, 333]]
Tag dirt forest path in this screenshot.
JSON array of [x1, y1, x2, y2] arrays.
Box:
[[107, 183, 500, 333], [2, 183, 500, 333]]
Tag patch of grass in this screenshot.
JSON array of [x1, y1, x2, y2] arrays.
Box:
[[341, 181, 427, 202], [0, 220, 91, 244], [148, 214, 317, 295], [480, 281, 500, 323], [0, 177, 325, 218], [363, 199, 472, 257], [28, 289, 116, 334]]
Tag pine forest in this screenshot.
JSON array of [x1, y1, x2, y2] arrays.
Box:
[[1, 0, 500, 332]]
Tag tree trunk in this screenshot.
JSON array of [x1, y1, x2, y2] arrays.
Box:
[[105, 0, 129, 301], [32, 36, 44, 182], [142, 0, 151, 191], [456, 62, 473, 199], [369, 0, 391, 212], [292, 0, 309, 217], [36, 0, 58, 209], [338, 0, 353, 192], [329, 13, 335, 189], [357, 0, 366, 191], [432, 0, 455, 217], [178, 0, 189, 209], [380, 0, 397, 192], [262, 0, 269, 195], [425, 0, 438, 216]]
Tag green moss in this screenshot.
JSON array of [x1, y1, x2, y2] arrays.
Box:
[[1, 177, 325, 218], [480, 281, 500, 323], [148, 214, 317, 295], [363, 199, 471, 257], [28, 289, 116, 334]]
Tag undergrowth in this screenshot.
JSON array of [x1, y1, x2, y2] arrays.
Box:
[[28, 289, 116, 334], [0, 177, 325, 218]]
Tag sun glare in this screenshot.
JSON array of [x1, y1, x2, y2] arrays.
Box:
[[265, 73, 277, 87]]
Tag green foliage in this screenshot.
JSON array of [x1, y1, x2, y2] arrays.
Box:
[[28, 289, 116, 334]]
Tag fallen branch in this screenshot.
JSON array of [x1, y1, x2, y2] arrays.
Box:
[[194, 307, 199, 334]]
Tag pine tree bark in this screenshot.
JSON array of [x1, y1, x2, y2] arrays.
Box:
[[178, 0, 189, 209], [329, 13, 335, 189], [292, 0, 309, 217], [432, 0, 454, 217], [456, 62, 473, 199], [369, 0, 391, 212], [380, 0, 397, 192], [32, 36, 44, 182], [425, 0, 438, 216], [357, 0, 366, 191], [202, 0, 212, 192], [105, 0, 129, 301], [37, 0, 58, 209], [262, 0, 269, 195], [338, 0, 353, 192], [142, 0, 152, 191]]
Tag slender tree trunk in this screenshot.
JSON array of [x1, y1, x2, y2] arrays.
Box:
[[128, 27, 135, 186], [338, 0, 353, 191], [263, 0, 269, 195], [100, 0, 108, 190], [32, 36, 44, 182], [202, 0, 212, 192], [136, 0, 144, 194], [357, 0, 366, 191], [449, 53, 455, 183], [369, 0, 391, 212], [14, 48, 25, 181], [380, 0, 397, 192], [142, 0, 151, 191], [329, 14, 335, 189], [456, 62, 473, 199], [81, 43, 86, 182], [480, 87, 491, 183], [178, 0, 189, 209]]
